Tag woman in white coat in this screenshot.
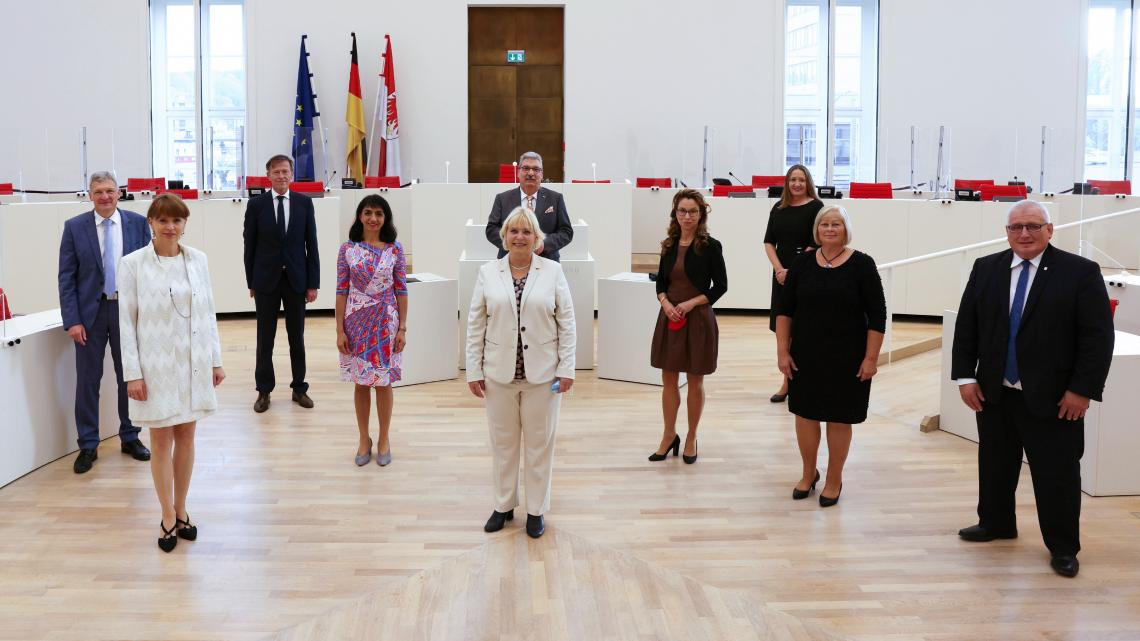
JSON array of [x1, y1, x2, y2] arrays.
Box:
[[119, 193, 225, 552], [466, 206, 575, 539]]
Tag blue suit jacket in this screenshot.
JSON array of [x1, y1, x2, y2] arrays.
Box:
[[58, 209, 149, 331], [243, 190, 320, 293]]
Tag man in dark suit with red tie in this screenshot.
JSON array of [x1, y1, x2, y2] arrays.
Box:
[[952, 200, 1115, 577], [243, 155, 320, 413], [57, 171, 152, 473], [485, 151, 573, 262]]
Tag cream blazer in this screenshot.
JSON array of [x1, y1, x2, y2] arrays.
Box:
[[466, 256, 575, 384], [118, 243, 223, 422]]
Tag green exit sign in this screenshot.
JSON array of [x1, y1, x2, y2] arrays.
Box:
[[507, 49, 525, 63]]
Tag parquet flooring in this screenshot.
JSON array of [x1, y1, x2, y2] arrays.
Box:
[[1, 313, 1138, 641]]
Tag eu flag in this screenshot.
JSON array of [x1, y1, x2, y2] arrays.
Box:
[[292, 37, 317, 181]]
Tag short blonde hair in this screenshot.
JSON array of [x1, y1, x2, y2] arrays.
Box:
[[812, 204, 853, 246], [499, 206, 546, 249]]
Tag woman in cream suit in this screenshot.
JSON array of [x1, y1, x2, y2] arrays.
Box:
[[119, 193, 225, 552], [466, 206, 575, 539]]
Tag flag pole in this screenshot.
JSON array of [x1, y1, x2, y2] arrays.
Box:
[[367, 50, 384, 178], [304, 35, 333, 186]]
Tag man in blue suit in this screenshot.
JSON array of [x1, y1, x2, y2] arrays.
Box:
[[243, 155, 320, 413], [58, 171, 152, 473]]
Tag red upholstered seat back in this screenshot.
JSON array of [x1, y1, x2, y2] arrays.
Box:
[[849, 182, 893, 199], [499, 164, 516, 183], [244, 176, 271, 189], [156, 189, 198, 200], [751, 175, 785, 188], [364, 176, 401, 188], [570, 179, 611, 183], [1088, 180, 1132, 195], [289, 181, 325, 193], [712, 185, 754, 197], [635, 177, 672, 188], [979, 184, 1027, 201], [127, 178, 165, 192], [0, 183, 13, 195], [954, 179, 995, 191], [0, 287, 10, 321]]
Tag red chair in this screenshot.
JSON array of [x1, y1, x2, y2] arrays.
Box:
[[978, 184, 1027, 201], [244, 176, 271, 189], [954, 179, 995, 191], [571, 179, 611, 183], [751, 175, 785, 188], [290, 181, 325, 193], [1110, 299, 1119, 318], [156, 189, 199, 200], [635, 177, 672, 188], [1088, 180, 1132, 195], [127, 177, 165, 192], [498, 164, 517, 183], [849, 182, 893, 199], [0, 287, 10, 320], [712, 185, 754, 197], [0, 183, 13, 195], [364, 176, 402, 188]]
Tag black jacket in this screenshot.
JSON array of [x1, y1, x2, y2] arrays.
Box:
[[655, 236, 728, 305], [951, 244, 1114, 418], [243, 190, 320, 293]]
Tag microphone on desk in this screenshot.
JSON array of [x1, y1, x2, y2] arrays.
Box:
[[728, 171, 747, 186], [678, 180, 688, 188]]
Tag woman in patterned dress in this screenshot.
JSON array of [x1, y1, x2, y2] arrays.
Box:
[[335, 195, 408, 467]]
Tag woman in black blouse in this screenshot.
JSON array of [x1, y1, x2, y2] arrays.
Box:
[[648, 189, 728, 464], [775, 204, 885, 507], [763, 165, 822, 403]]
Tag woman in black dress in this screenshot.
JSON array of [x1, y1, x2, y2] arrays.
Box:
[[648, 189, 728, 465], [775, 204, 885, 507], [763, 165, 822, 402]]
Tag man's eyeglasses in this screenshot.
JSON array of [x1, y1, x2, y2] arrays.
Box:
[[676, 208, 701, 218], [520, 166, 543, 174], [1005, 223, 1047, 233]]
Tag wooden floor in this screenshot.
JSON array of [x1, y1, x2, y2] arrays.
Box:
[[2, 313, 1139, 641]]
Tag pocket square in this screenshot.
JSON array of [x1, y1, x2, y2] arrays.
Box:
[[545, 206, 554, 213]]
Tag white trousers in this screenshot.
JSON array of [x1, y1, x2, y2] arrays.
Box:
[[485, 378, 561, 516]]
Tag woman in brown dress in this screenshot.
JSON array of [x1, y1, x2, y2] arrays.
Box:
[[649, 189, 728, 464]]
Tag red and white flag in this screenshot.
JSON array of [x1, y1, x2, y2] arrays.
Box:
[[372, 34, 401, 179]]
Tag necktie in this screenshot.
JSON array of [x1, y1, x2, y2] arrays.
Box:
[[101, 217, 116, 297], [526, 196, 535, 211], [1004, 260, 1030, 384], [276, 195, 286, 237]]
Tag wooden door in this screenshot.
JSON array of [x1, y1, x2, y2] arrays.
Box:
[[469, 7, 564, 183]]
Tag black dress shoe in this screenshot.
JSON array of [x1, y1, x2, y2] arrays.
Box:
[[792, 469, 820, 500], [770, 393, 788, 403], [253, 392, 270, 413], [1050, 555, 1079, 578], [158, 519, 178, 553], [121, 440, 151, 461], [176, 515, 198, 541], [819, 483, 842, 507], [648, 434, 680, 461], [526, 514, 545, 538], [73, 449, 97, 474], [484, 509, 514, 533], [682, 440, 698, 464], [292, 391, 314, 408], [957, 524, 1018, 542]]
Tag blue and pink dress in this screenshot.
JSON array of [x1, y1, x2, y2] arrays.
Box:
[[336, 240, 407, 386]]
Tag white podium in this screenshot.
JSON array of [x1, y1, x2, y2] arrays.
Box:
[[1105, 272, 1140, 336], [597, 272, 685, 387], [1, 310, 120, 488], [392, 273, 458, 387], [939, 310, 1140, 496], [458, 219, 595, 370]]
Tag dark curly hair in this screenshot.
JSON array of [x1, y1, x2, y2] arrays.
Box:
[[660, 189, 711, 255], [348, 194, 397, 243]]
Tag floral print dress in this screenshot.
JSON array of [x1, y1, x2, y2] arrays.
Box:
[[337, 240, 408, 386]]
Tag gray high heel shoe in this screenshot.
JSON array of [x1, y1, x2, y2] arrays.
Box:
[[355, 438, 373, 466], [376, 447, 392, 467]]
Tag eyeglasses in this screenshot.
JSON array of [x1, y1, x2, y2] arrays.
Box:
[[676, 208, 701, 218], [520, 166, 543, 174], [1005, 223, 1047, 233]]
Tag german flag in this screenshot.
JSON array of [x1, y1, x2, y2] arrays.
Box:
[[345, 32, 367, 184]]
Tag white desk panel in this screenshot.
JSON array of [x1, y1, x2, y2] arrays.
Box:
[[409, 183, 483, 279], [1105, 272, 1140, 336], [392, 273, 459, 387], [0, 202, 71, 314], [903, 200, 979, 317], [597, 273, 685, 387], [631, 187, 680, 253], [562, 183, 632, 301], [842, 199, 911, 314], [711, 197, 771, 310]]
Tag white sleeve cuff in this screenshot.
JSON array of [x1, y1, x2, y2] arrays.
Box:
[[957, 378, 978, 386]]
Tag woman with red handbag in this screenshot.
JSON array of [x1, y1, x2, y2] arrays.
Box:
[[649, 189, 728, 464]]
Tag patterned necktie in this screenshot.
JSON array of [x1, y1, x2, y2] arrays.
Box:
[[276, 195, 286, 237], [526, 195, 535, 211], [101, 217, 116, 297], [1004, 260, 1031, 384]]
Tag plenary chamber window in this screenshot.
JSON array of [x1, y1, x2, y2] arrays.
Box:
[[150, 0, 246, 190], [783, 0, 878, 189], [1084, 0, 1140, 189]]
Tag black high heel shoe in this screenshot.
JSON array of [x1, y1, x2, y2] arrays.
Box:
[[176, 515, 198, 541], [682, 439, 698, 464], [792, 469, 820, 500], [819, 483, 843, 508], [648, 434, 680, 462], [158, 519, 178, 553]]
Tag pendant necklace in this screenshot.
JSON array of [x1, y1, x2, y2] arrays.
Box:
[[821, 248, 845, 268]]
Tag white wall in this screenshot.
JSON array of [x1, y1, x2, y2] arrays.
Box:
[[0, 1, 151, 191], [877, 0, 1084, 193], [0, 0, 1088, 192]]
